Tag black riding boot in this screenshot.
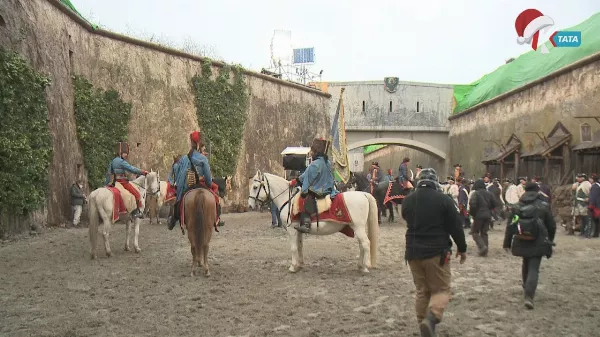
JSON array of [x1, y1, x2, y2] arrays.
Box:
[[217, 204, 225, 226], [168, 201, 180, 230], [296, 213, 311, 233], [131, 207, 142, 219]]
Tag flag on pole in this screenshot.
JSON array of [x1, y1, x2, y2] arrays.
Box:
[[329, 88, 351, 183]]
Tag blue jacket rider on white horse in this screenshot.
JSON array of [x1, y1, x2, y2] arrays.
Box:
[[289, 138, 339, 233], [105, 141, 149, 219]]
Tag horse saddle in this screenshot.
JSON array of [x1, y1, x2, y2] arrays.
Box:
[[291, 193, 332, 217], [113, 182, 136, 213]]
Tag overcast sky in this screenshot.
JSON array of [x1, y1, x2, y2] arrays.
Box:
[[75, 0, 600, 84]]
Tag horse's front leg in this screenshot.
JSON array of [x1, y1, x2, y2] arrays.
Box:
[[288, 224, 301, 273], [124, 219, 131, 251], [133, 218, 141, 253]]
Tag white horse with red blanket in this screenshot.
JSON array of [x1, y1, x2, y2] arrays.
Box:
[[88, 172, 159, 259], [248, 170, 379, 273]]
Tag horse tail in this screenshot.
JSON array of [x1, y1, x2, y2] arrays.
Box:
[[193, 193, 205, 262], [365, 193, 379, 268], [88, 190, 100, 259]]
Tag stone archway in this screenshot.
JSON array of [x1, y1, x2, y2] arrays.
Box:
[[347, 137, 447, 160]]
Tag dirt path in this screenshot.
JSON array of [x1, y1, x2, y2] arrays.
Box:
[[1, 212, 599, 337]]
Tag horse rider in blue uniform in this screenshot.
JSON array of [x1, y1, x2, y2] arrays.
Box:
[[168, 130, 223, 230], [105, 141, 149, 219], [289, 138, 338, 233]]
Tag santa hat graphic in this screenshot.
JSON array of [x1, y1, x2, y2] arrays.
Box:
[[515, 9, 554, 54]]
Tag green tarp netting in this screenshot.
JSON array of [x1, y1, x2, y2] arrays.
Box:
[[453, 11, 600, 114], [60, 0, 98, 30], [363, 144, 386, 154]]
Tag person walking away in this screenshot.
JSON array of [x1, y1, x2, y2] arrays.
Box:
[[573, 173, 592, 237], [588, 174, 600, 237], [402, 168, 467, 337], [468, 179, 499, 256], [503, 182, 556, 310], [70, 180, 86, 227]]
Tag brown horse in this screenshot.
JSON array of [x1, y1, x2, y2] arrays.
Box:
[[183, 188, 217, 277]]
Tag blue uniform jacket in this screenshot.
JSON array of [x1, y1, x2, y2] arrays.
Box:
[[105, 157, 143, 185], [173, 151, 212, 201], [298, 156, 338, 198], [382, 174, 394, 183], [168, 162, 179, 185]]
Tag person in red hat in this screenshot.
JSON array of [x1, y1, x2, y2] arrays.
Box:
[[105, 141, 149, 218], [168, 131, 222, 230]]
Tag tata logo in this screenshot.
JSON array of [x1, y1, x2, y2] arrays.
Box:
[[550, 31, 582, 47], [515, 9, 581, 54]]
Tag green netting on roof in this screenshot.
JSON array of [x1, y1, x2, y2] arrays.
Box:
[[453, 11, 600, 114], [60, 0, 98, 30], [363, 144, 386, 154]]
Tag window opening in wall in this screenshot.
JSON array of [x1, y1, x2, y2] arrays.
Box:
[[0, 15, 5, 27], [416, 101, 420, 113], [581, 123, 592, 142], [362, 100, 365, 113], [389, 101, 392, 112]]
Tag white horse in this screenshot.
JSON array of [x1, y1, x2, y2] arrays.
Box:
[[88, 172, 160, 259], [248, 170, 379, 273]]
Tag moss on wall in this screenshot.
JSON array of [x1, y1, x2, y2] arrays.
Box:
[[0, 49, 52, 223], [73, 76, 132, 189], [191, 60, 249, 176]]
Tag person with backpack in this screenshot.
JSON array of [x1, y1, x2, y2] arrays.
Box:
[[468, 179, 499, 256], [503, 182, 556, 310]]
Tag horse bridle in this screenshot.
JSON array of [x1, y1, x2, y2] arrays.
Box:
[[147, 173, 161, 196], [249, 175, 271, 208]]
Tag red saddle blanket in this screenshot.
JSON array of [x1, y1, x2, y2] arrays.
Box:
[[179, 187, 220, 233], [165, 182, 176, 202], [106, 186, 128, 222], [291, 194, 354, 238]]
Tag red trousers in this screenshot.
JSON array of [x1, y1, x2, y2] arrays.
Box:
[[117, 180, 142, 208]]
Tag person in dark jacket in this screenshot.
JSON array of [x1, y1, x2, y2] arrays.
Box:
[[457, 178, 471, 229], [469, 179, 499, 256], [503, 182, 556, 310], [402, 168, 467, 337], [70, 180, 86, 227]]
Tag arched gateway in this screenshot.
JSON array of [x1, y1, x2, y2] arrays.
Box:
[[347, 137, 447, 160]]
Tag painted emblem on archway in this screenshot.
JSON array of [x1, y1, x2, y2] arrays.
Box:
[[384, 77, 399, 93]]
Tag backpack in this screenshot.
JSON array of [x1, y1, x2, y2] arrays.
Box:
[[510, 203, 542, 241]]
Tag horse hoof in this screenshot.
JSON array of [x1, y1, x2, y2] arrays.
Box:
[[90, 254, 96, 260], [134, 247, 141, 253], [106, 251, 112, 258], [204, 271, 211, 277], [190, 272, 195, 277], [361, 268, 370, 274], [288, 265, 299, 273], [124, 246, 130, 251]]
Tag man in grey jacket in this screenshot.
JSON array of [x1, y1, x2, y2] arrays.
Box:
[[70, 180, 86, 227]]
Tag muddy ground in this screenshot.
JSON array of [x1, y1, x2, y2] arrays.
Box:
[[1, 211, 599, 337]]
